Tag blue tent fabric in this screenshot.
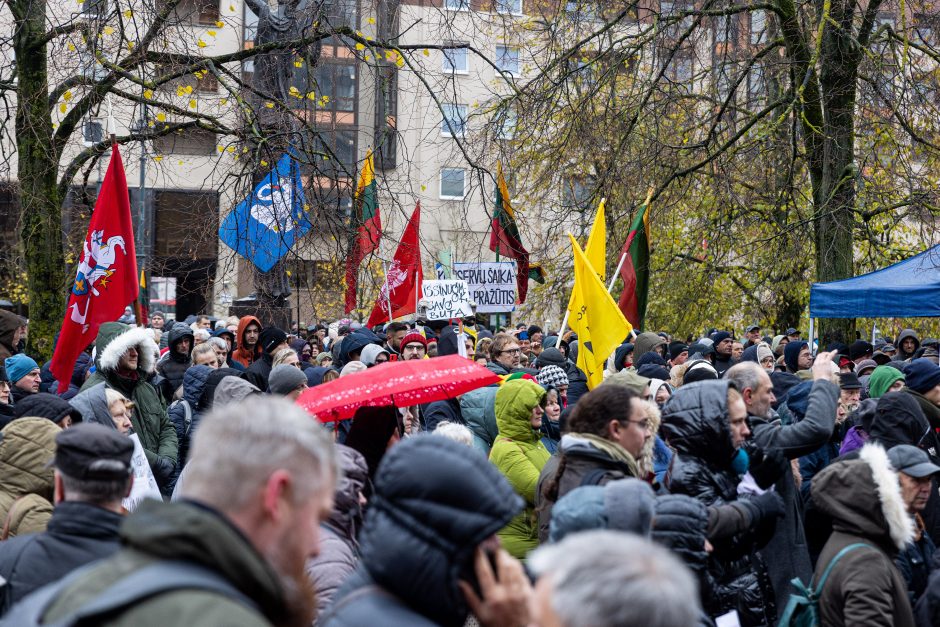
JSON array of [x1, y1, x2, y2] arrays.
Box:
[[809, 245, 940, 318]]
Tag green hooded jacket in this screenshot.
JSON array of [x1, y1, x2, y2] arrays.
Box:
[[41, 500, 290, 626], [489, 378, 549, 560], [81, 322, 177, 467]]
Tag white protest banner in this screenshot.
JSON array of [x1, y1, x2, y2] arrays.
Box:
[[421, 280, 474, 320], [122, 433, 163, 512], [452, 262, 516, 313]]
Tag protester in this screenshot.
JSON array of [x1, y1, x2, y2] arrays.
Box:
[[660, 380, 781, 625], [398, 330, 427, 362], [0, 309, 21, 360], [155, 322, 194, 402], [8, 397, 337, 626], [305, 444, 369, 618], [81, 322, 178, 496], [6, 354, 40, 404], [903, 359, 940, 431], [190, 342, 219, 369], [245, 327, 289, 390], [486, 333, 522, 375], [382, 321, 409, 359], [528, 530, 701, 627], [0, 417, 59, 539], [810, 444, 915, 626], [433, 420, 474, 446], [12, 392, 82, 429], [231, 315, 262, 368], [537, 385, 645, 542], [268, 364, 308, 400], [271, 346, 300, 369], [490, 377, 550, 559], [359, 343, 389, 367], [546, 478, 655, 542], [0, 424, 133, 614], [887, 445, 940, 606], [320, 435, 529, 627], [167, 364, 213, 478], [898, 329, 921, 362], [869, 363, 905, 399], [69, 383, 130, 432]]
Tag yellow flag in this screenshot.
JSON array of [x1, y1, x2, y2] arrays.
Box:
[[584, 198, 606, 282], [567, 234, 633, 389], [566, 198, 606, 329]]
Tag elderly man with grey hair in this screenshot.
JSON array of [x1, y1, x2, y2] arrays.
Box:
[[6, 397, 337, 627], [528, 530, 701, 627]]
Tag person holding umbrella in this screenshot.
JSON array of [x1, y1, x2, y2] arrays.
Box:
[[489, 375, 550, 560]]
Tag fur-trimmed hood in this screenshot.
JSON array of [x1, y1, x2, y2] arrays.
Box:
[[812, 443, 915, 551], [94, 322, 158, 375]]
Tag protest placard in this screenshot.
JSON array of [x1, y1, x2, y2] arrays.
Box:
[[421, 280, 474, 320], [452, 262, 517, 313], [122, 433, 163, 512]]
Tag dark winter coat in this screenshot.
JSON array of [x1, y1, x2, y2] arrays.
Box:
[[0, 309, 19, 360], [533, 348, 589, 406], [37, 499, 293, 626], [155, 323, 194, 402], [423, 398, 464, 432], [748, 379, 839, 619], [53, 352, 92, 401], [896, 517, 935, 606], [661, 380, 777, 626], [245, 352, 274, 391], [306, 445, 369, 619], [321, 435, 522, 627], [897, 329, 921, 362], [0, 501, 122, 615], [812, 445, 915, 627], [166, 365, 212, 491], [81, 323, 177, 495]]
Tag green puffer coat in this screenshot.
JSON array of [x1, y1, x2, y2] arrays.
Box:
[[489, 378, 549, 560]]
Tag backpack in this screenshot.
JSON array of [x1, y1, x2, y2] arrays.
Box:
[[169, 399, 193, 435], [0, 559, 256, 626], [778, 542, 872, 626]]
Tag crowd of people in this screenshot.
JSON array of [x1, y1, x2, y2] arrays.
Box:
[[1, 304, 940, 626]]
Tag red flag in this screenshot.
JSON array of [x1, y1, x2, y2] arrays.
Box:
[[51, 144, 138, 393], [366, 203, 422, 327]]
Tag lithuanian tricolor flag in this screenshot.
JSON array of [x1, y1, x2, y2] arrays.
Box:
[[617, 191, 652, 330], [344, 149, 382, 313], [488, 162, 531, 303]]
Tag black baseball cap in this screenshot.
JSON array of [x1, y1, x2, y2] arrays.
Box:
[[785, 327, 800, 336], [746, 324, 761, 333], [53, 423, 134, 480], [888, 445, 940, 478]]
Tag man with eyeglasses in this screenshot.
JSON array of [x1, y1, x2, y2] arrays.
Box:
[[487, 333, 523, 376], [399, 331, 428, 362]]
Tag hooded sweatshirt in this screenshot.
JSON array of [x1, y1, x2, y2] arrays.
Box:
[[897, 329, 921, 362], [869, 365, 905, 399], [633, 332, 666, 361], [0, 309, 19, 360], [489, 378, 549, 559], [230, 316, 262, 368]]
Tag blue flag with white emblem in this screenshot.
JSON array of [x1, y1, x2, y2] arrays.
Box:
[[218, 153, 311, 272]]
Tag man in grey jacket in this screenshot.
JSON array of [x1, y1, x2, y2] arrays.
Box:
[[725, 349, 839, 621]]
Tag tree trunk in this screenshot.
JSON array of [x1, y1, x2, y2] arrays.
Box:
[[14, 0, 66, 359]]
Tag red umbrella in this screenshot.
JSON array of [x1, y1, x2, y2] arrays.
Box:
[[297, 354, 501, 422]]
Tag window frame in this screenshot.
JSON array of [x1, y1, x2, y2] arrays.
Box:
[[495, 45, 520, 76], [440, 168, 467, 200], [442, 45, 469, 74], [440, 103, 468, 138], [495, 0, 522, 16]]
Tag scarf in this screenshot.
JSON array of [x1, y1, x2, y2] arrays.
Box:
[[562, 432, 640, 477]]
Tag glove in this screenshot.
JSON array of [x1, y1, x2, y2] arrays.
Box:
[[746, 442, 788, 490], [150, 455, 176, 486], [744, 491, 785, 525]]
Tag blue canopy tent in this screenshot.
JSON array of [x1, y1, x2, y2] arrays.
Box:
[[808, 244, 940, 342]]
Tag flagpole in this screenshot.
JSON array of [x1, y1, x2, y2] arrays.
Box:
[[414, 271, 419, 323], [383, 261, 393, 323], [556, 252, 628, 349]]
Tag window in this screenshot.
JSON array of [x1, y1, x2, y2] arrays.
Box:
[[495, 0, 522, 15], [321, 0, 358, 30], [715, 15, 738, 44], [443, 46, 468, 73], [152, 126, 217, 156], [82, 0, 107, 18], [375, 65, 397, 169], [496, 107, 516, 139], [445, 0, 470, 10], [750, 10, 767, 44], [440, 168, 466, 199], [747, 65, 764, 105], [495, 46, 519, 75], [157, 0, 218, 25], [302, 63, 356, 112], [83, 119, 103, 146], [313, 129, 357, 173], [671, 55, 693, 82], [441, 103, 467, 137], [562, 177, 592, 210]]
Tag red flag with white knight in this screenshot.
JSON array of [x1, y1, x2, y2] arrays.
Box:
[[366, 203, 422, 327], [51, 143, 138, 393]]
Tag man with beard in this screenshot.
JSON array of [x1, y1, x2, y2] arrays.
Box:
[[10, 397, 336, 627]]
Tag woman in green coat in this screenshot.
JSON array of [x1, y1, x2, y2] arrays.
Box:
[[489, 376, 550, 559]]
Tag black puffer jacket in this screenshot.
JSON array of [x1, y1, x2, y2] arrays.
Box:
[[155, 323, 193, 402], [321, 435, 522, 627], [661, 380, 776, 626], [167, 365, 212, 475]]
